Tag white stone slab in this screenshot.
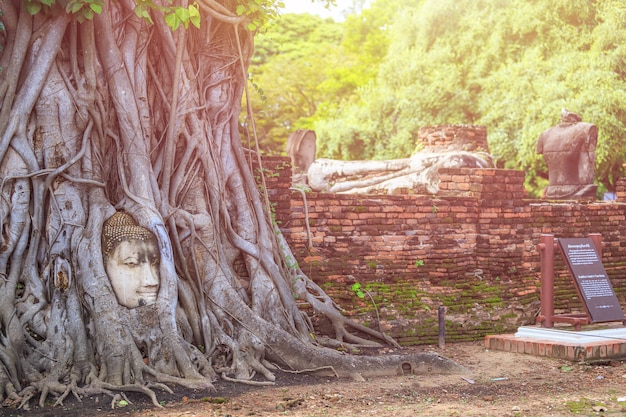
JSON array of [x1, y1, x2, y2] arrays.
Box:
[[515, 326, 626, 344]]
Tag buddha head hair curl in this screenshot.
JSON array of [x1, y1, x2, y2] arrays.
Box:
[[101, 212, 156, 256]]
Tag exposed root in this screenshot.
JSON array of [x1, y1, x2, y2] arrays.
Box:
[[314, 335, 382, 352], [276, 228, 400, 348], [147, 369, 215, 392], [275, 364, 339, 378], [97, 382, 163, 408], [220, 373, 275, 386], [110, 392, 132, 409], [0, 383, 22, 408], [16, 386, 36, 410], [51, 375, 81, 407]]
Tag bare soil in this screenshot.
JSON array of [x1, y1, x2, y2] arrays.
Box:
[[5, 341, 626, 417]]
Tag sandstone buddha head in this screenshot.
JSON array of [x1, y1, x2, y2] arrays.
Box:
[[102, 212, 160, 308]]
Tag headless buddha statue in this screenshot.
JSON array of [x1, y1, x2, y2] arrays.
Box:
[[536, 109, 598, 199]]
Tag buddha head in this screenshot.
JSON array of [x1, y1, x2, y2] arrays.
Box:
[[102, 212, 160, 308]]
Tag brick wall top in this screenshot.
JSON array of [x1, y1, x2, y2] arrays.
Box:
[[438, 168, 528, 199], [418, 125, 489, 153]]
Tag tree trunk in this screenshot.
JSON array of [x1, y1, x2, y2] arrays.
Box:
[[0, 0, 463, 410]]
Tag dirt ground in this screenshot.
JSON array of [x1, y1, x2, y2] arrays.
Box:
[[5, 340, 626, 417]]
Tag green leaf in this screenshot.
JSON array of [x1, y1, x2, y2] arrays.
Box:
[[165, 6, 192, 29], [134, 4, 153, 23], [175, 6, 189, 21], [24, 1, 42, 15], [134, 4, 145, 18], [71, 1, 82, 13], [351, 283, 361, 291], [236, 5, 246, 16], [89, 2, 102, 14], [164, 12, 180, 31], [189, 4, 200, 28], [190, 14, 200, 28]]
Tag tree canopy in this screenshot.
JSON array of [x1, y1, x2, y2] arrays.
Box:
[[253, 0, 626, 196]]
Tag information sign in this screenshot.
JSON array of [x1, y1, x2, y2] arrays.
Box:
[[558, 238, 624, 323]]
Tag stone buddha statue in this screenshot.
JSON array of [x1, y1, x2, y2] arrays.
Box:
[[102, 212, 160, 308], [536, 109, 598, 199]]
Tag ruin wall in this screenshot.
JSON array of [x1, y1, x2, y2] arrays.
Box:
[[257, 156, 626, 346]]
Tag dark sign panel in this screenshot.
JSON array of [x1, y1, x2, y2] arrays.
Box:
[[558, 238, 624, 323]]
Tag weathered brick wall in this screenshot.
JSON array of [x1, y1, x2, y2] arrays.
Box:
[[257, 156, 626, 346], [616, 177, 626, 201], [418, 124, 489, 152]]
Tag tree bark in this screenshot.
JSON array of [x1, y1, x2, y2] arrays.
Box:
[[0, 1, 463, 410]]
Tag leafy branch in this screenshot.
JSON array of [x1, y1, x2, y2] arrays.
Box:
[[350, 282, 382, 333]]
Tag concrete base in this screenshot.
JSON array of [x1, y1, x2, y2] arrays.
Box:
[[485, 325, 626, 362]]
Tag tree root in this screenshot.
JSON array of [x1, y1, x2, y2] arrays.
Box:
[[110, 392, 132, 409], [220, 373, 275, 386], [0, 384, 28, 409], [52, 376, 84, 407], [147, 368, 215, 392], [275, 364, 339, 378], [95, 382, 163, 408]]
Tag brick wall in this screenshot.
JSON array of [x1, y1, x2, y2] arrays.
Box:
[[257, 157, 626, 346], [418, 124, 489, 152]]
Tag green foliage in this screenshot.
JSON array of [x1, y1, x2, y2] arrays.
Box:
[[242, 13, 344, 154], [23, 0, 56, 15], [133, 0, 154, 24], [66, 0, 103, 22], [351, 282, 365, 298], [164, 5, 200, 30], [235, 0, 284, 31], [563, 398, 600, 413], [349, 282, 382, 329], [22, 0, 284, 32], [23, 0, 104, 20], [310, 0, 626, 195]]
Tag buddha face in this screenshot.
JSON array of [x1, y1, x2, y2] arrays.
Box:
[[104, 238, 160, 308]]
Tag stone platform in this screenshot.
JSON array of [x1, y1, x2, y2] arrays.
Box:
[[484, 325, 626, 362]]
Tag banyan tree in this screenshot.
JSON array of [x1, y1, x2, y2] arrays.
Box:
[[0, 0, 462, 410]]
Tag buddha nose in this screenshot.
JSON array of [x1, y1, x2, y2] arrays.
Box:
[[141, 263, 159, 287]]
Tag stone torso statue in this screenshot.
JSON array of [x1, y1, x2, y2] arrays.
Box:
[[536, 109, 598, 199], [102, 212, 160, 308]]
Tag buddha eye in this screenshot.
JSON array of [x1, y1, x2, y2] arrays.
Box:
[[123, 258, 140, 267]]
